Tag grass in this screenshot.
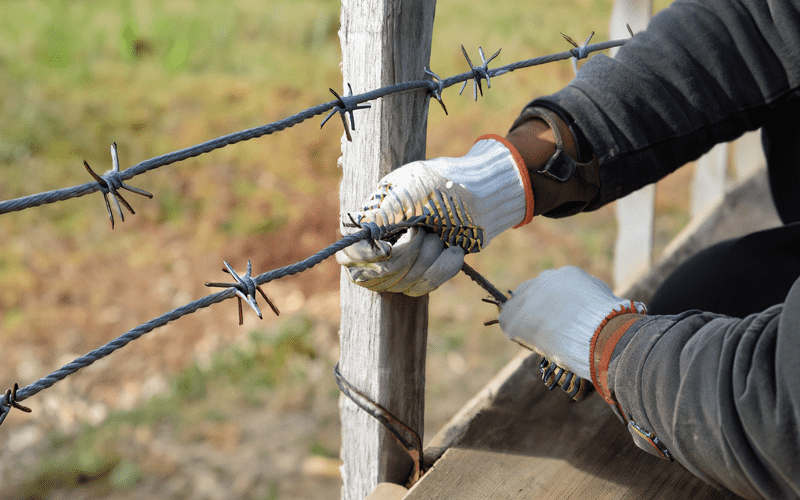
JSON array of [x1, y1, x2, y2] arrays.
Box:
[[1, 0, 690, 498], [13, 317, 324, 499]]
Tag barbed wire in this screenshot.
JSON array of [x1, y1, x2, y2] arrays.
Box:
[[0, 217, 428, 426], [0, 33, 628, 223], [0, 30, 631, 430]]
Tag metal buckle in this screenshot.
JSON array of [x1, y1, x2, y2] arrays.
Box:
[[627, 420, 674, 461], [528, 108, 578, 182], [537, 149, 578, 182]]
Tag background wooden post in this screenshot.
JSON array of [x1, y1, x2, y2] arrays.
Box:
[[610, 0, 654, 291], [691, 142, 729, 219], [337, 1, 436, 499]]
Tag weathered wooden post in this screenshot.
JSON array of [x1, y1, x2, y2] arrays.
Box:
[[610, 0, 654, 292], [691, 142, 729, 219], [337, 0, 437, 498]]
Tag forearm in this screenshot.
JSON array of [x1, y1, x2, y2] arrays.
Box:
[[522, 0, 800, 209], [505, 106, 600, 218], [595, 278, 800, 499]]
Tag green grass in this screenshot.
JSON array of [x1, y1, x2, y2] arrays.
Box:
[[12, 317, 320, 499]]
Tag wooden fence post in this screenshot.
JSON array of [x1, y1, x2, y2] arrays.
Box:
[[337, 1, 436, 499], [610, 0, 654, 291]]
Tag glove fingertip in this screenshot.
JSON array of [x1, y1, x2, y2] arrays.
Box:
[[335, 239, 392, 266]]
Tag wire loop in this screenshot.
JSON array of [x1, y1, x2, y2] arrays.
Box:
[[334, 362, 425, 486]]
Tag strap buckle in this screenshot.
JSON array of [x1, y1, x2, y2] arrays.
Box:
[[627, 420, 674, 461], [526, 108, 580, 182]]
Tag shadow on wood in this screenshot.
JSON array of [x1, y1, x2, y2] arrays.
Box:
[[407, 353, 741, 499]]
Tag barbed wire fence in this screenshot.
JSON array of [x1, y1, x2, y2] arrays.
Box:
[[0, 31, 629, 437]]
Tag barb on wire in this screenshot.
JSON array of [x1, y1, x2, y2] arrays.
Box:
[[0, 34, 628, 219], [320, 84, 371, 141], [562, 31, 595, 75], [0, 211, 509, 429], [84, 142, 153, 229], [205, 260, 280, 325], [459, 45, 501, 101], [334, 362, 424, 486], [0, 383, 32, 427], [423, 67, 448, 115]]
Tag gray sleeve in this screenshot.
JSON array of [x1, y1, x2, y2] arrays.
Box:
[[606, 276, 800, 499], [535, 0, 800, 209]]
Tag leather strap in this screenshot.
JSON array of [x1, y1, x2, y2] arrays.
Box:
[[521, 107, 595, 182], [528, 108, 591, 182]]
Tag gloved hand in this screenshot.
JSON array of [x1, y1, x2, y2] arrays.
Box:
[[336, 135, 534, 296], [499, 266, 646, 382]]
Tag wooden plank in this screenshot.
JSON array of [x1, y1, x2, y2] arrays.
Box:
[[406, 353, 742, 500], [609, 0, 655, 292], [337, 1, 436, 499]]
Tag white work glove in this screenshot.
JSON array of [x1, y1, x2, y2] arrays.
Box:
[[499, 266, 646, 381], [336, 135, 533, 296]]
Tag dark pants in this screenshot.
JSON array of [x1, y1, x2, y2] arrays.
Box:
[[648, 222, 800, 317], [650, 123, 800, 317]]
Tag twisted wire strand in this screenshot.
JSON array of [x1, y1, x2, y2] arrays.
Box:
[[0, 37, 628, 216], [0, 101, 339, 214], [7, 216, 427, 406], [0, 33, 632, 425], [460, 262, 507, 304], [1, 215, 506, 426]]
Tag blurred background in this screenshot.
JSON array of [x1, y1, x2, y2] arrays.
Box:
[[0, 0, 686, 498]]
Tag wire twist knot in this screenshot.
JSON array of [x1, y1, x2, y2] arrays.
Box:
[[360, 221, 385, 241], [205, 260, 280, 325], [84, 143, 153, 229], [562, 31, 596, 74], [102, 170, 124, 192], [460, 46, 501, 101], [423, 67, 448, 115], [0, 383, 32, 426], [320, 84, 372, 142]]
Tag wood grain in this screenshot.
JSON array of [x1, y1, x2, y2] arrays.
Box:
[[337, 1, 437, 498], [406, 353, 742, 500], [610, 0, 656, 292]]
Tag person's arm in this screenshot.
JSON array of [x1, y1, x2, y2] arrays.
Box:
[[508, 0, 800, 213], [500, 269, 800, 499], [595, 277, 800, 500]]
